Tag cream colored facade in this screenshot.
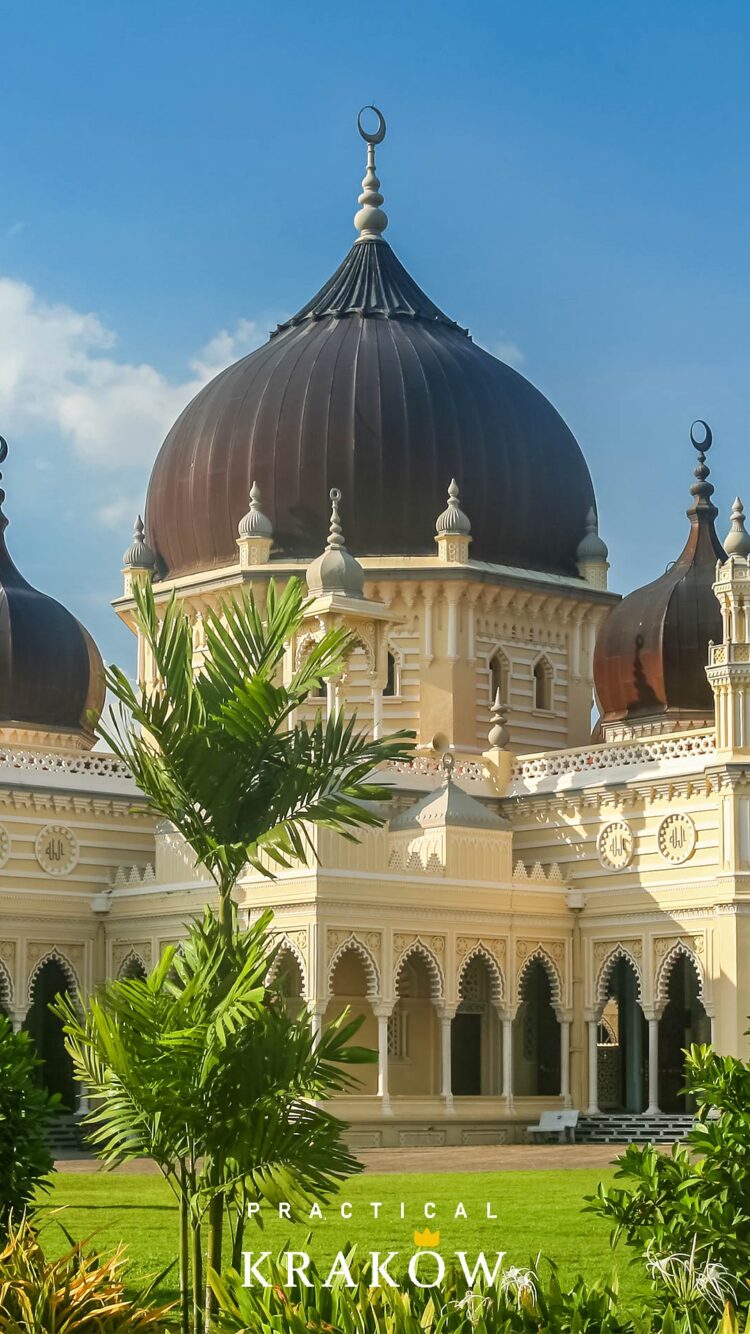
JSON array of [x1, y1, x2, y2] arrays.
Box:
[[3, 503, 746, 1146]]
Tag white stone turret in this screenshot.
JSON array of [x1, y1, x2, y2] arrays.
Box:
[[576, 507, 609, 589], [237, 482, 273, 567], [435, 479, 471, 563], [707, 550, 750, 754]]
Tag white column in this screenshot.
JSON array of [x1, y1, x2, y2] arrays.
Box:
[[560, 1019, 571, 1106], [310, 1003, 326, 1047], [423, 592, 434, 662], [375, 1008, 393, 1115], [502, 1015, 514, 1109], [587, 1018, 599, 1115], [10, 1008, 26, 1033], [372, 687, 384, 740], [446, 591, 459, 660], [439, 1009, 454, 1110], [646, 1015, 660, 1115]]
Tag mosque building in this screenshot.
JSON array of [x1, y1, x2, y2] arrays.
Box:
[[2, 110, 749, 1145]]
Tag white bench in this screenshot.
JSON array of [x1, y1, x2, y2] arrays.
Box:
[[526, 1110, 579, 1144]]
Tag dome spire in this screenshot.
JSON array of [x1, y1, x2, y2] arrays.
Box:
[[724, 496, 750, 558], [688, 419, 718, 522], [354, 106, 388, 241], [435, 477, 472, 562], [123, 516, 155, 572], [306, 488, 365, 598]]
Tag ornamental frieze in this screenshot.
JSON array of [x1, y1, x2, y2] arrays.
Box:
[[0, 940, 16, 973], [515, 939, 565, 966], [456, 936, 507, 966], [654, 933, 705, 959], [393, 932, 445, 959], [592, 939, 643, 973], [25, 942, 84, 995], [327, 929, 381, 961], [112, 941, 152, 974]]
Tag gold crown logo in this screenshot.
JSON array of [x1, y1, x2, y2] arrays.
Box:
[[413, 1227, 440, 1247]]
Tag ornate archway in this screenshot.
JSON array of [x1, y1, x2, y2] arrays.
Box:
[[657, 947, 710, 1113]]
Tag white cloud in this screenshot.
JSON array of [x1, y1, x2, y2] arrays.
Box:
[[0, 276, 271, 470], [489, 337, 525, 368]]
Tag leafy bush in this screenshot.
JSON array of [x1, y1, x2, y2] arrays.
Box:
[[588, 1037, 750, 1320], [210, 1249, 745, 1333], [0, 1214, 173, 1332], [0, 1014, 59, 1235]]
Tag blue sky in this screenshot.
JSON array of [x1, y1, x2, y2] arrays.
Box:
[[2, 1, 750, 665]]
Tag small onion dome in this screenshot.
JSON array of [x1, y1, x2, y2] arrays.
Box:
[[594, 422, 725, 727], [306, 488, 364, 598], [723, 497, 750, 557], [576, 507, 608, 562], [436, 479, 471, 536], [238, 482, 273, 540], [0, 436, 105, 741], [122, 516, 155, 570]]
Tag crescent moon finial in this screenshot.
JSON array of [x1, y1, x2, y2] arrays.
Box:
[[357, 105, 387, 145], [354, 107, 389, 241]]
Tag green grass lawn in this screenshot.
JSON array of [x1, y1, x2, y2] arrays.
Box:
[[40, 1167, 649, 1314]]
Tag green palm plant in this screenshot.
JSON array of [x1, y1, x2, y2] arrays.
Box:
[[70, 577, 411, 1332], [54, 908, 375, 1334]]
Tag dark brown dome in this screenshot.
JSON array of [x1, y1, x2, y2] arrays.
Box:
[[0, 470, 105, 740], [145, 237, 596, 577], [594, 429, 725, 726]]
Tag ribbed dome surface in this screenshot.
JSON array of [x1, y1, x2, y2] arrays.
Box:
[[594, 440, 725, 725], [145, 238, 596, 577], [0, 518, 105, 738]]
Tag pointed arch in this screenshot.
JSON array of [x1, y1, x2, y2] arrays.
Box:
[[394, 938, 444, 1002], [117, 949, 148, 981], [655, 940, 705, 1009], [27, 948, 80, 1006], [487, 646, 511, 706], [268, 934, 308, 1000], [0, 958, 12, 1012], [532, 654, 554, 711], [457, 944, 504, 1007], [517, 946, 562, 1008], [384, 643, 402, 698], [596, 944, 643, 1007], [327, 933, 380, 1001]]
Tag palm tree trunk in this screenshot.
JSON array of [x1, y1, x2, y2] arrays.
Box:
[[192, 1215, 203, 1334], [204, 881, 233, 1329], [178, 1175, 190, 1334]]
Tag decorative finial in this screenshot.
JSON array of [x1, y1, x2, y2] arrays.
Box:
[[238, 481, 273, 540], [688, 420, 718, 518], [306, 487, 365, 598], [122, 515, 155, 571], [436, 479, 471, 536], [724, 496, 750, 557], [576, 506, 608, 561], [440, 751, 455, 784], [326, 487, 346, 550], [488, 690, 510, 749], [354, 106, 388, 241]]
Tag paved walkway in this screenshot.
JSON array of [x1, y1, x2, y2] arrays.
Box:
[[55, 1144, 623, 1175]]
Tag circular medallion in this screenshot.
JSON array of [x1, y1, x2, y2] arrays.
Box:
[[35, 824, 79, 876], [597, 820, 634, 870], [658, 813, 696, 865], [0, 826, 10, 870]]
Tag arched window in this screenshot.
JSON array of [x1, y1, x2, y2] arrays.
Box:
[[489, 650, 509, 705], [533, 657, 553, 711], [384, 651, 399, 698]]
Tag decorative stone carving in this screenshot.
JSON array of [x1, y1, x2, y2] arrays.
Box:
[[593, 938, 642, 972], [657, 812, 697, 864], [597, 820, 634, 870], [112, 941, 152, 975], [26, 943, 84, 999], [35, 824, 79, 876], [0, 940, 17, 972], [0, 826, 10, 869]]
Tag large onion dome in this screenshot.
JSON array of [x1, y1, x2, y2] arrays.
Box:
[[594, 424, 725, 728], [0, 438, 105, 744], [145, 111, 596, 579]]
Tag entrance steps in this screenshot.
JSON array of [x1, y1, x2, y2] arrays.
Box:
[[575, 1113, 694, 1144]]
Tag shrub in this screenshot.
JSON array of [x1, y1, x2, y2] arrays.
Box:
[[210, 1249, 745, 1333], [588, 1037, 750, 1320], [0, 1014, 58, 1235], [0, 1214, 173, 1332]]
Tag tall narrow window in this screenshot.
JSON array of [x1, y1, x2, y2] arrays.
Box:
[[384, 651, 399, 698], [489, 650, 509, 705], [533, 657, 553, 711]]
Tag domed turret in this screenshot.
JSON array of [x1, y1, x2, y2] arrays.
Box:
[[0, 436, 105, 747], [144, 111, 597, 580], [594, 422, 725, 733], [306, 489, 364, 598]]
